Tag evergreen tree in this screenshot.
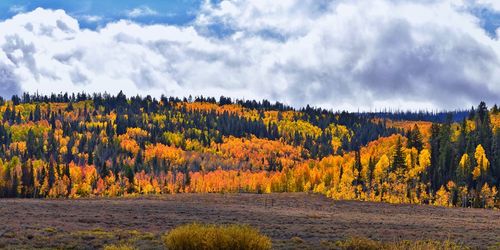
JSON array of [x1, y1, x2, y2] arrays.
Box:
[[406, 124, 423, 151], [392, 137, 406, 172]]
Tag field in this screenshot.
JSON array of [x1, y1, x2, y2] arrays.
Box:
[[0, 193, 499, 249]]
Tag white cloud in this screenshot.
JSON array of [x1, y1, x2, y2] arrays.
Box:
[[126, 6, 158, 18], [0, 2, 499, 111], [475, 0, 500, 11]]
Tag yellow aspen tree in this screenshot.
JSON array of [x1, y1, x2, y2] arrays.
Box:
[[434, 185, 450, 207], [419, 149, 431, 170], [408, 149, 431, 180], [458, 153, 470, 180], [481, 183, 497, 208], [374, 154, 390, 183], [473, 145, 489, 180]]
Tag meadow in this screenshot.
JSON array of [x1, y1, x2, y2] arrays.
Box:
[[0, 193, 498, 249]]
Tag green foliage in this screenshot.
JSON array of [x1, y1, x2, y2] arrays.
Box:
[[163, 223, 272, 250], [164, 131, 185, 148]]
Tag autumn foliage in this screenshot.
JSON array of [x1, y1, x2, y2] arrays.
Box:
[[163, 223, 272, 250], [0, 93, 498, 209]]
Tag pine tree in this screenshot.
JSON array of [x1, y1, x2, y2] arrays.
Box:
[[34, 103, 41, 121], [407, 124, 423, 151], [392, 137, 406, 171], [48, 159, 56, 189]]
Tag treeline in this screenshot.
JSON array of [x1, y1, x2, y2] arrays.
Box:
[[0, 92, 396, 198], [0, 92, 498, 208], [426, 102, 500, 207], [362, 110, 470, 123]]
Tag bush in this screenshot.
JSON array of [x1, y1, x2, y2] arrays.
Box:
[[335, 237, 469, 250], [103, 244, 136, 250], [336, 237, 384, 250], [163, 223, 272, 250]]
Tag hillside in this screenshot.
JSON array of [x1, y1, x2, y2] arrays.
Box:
[[0, 93, 498, 208]]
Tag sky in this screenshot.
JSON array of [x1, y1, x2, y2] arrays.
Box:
[[0, 0, 500, 111]]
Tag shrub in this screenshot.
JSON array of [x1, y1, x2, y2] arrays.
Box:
[[336, 237, 384, 250], [103, 244, 137, 250], [335, 237, 469, 250], [163, 223, 272, 250]]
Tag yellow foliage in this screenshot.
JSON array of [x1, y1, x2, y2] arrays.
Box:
[[459, 154, 470, 170], [419, 149, 431, 169], [434, 186, 450, 207], [326, 124, 351, 152], [491, 112, 500, 130], [144, 143, 184, 166], [408, 149, 430, 180], [313, 182, 326, 194], [163, 132, 184, 148], [219, 136, 302, 170], [481, 183, 497, 209], [278, 120, 322, 141], [125, 127, 148, 138], [163, 223, 272, 250], [374, 155, 390, 183], [48, 176, 70, 198], [120, 138, 140, 155], [10, 141, 27, 154], [384, 120, 432, 146], [473, 145, 489, 180]]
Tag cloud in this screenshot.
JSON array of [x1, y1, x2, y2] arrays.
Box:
[[126, 6, 158, 18], [0, 2, 499, 111], [0, 62, 22, 98], [475, 0, 500, 11], [70, 67, 89, 85]]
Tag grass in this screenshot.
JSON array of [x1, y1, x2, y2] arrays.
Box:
[[331, 237, 470, 250], [0, 226, 488, 250], [103, 244, 137, 250], [163, 223, 272, 250]]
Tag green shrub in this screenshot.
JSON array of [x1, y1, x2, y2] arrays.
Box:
[[163, 223, 272, 250]]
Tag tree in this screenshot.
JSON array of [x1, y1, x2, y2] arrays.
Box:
[[48, 160, 56, 189], [406, 124, 424, 151], [457, 153, 470, 185], [473, 144, 489, 181], [492, 104, 499, 114], [34, 104, 42, 121], [392, 137, 406, 172], [374, 155, 390, 184], [434, 185, 450, 207]]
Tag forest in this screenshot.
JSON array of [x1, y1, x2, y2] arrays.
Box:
[[0, 92, 498, 209]]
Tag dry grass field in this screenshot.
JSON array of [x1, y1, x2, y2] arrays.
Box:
[[0, 193, 499, 249]]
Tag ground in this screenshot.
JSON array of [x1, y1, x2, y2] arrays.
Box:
[[0, 193, 499, 249]]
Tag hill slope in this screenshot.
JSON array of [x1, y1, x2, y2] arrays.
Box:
[[0, 93, 498, 208]]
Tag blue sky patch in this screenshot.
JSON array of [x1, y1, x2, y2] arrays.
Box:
[[0, 0, 203, 29]]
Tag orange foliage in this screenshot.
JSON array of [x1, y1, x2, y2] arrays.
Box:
[[144, 143, 185, 166], [491, 112, 500, 130], [360, 134, 407, 163], [219, 136, 302, 170], [382, 120, 432, 145], [120, 138, 140, 155]]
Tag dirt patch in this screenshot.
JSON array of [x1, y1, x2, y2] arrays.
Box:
[[0, 193, 499, 249]]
